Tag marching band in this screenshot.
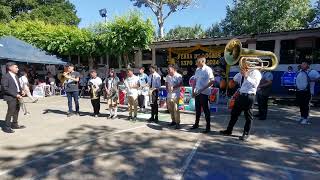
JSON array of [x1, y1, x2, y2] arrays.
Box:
[[2, 40, 319, 139]]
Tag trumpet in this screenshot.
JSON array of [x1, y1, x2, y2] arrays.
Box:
[[58, 71, 71, 83], [91, 84, 99, 100], [224, 38, 279, 70]]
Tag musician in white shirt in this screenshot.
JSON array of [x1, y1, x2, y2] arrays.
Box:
[[147, 65, 161, 123], [190, 56, 215, 133], [166, 65, 183, 129], [124, 68, 140, 121], [220, 67, 262, 141], [295, 61, 320, 125]]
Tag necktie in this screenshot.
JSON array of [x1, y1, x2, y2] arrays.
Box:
[[151, 75, 153, 88], [15, 75, 21, 92]]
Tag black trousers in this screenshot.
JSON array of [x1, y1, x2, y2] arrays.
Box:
[[195, 94, 211, 130], [296, 91, 311, 119], [227, 94, 255, 134], [257, 93, 269, 119], [150, 89, 159, 118], [5, 99, 20, 127], [138, 95, 145, 108], [91, 98, 100, 115]]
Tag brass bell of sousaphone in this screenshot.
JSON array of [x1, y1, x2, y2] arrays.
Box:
[[224, 39, 279, 70]]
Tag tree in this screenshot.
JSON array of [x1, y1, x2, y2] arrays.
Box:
[[0, 0, 80, 25], [309, 0, 320, 28], [165, 24, 204, 40], [205, 23, 224, 38], [221, 0, 316, 35], [130, 0, 195, 39], [0, 5, 12, 23], [95, 11, 154, 67]]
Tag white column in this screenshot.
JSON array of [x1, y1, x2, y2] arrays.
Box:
[[274, 39, 281, 63], [152, 47, 156, 65]]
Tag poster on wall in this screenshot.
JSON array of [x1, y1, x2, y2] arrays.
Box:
[[168, 45, 227, 85]]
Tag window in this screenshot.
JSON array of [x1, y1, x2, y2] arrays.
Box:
[[142, 50, 152, 61], [256, 40, 275, 52], [280, 40, 295, 64]]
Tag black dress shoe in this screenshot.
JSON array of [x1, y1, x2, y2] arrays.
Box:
[[239, 133, 249, 141], [11, 125, 26, 129], [189, 125, 199, 130], [127, 116, 132, 120], [3, 127, 14, 133], [148, 118, 154, 122], [175, 124, 181, 129], [202, 129, 211, 134], [219, 130, 232, 136], [168, 122, 177, 126]]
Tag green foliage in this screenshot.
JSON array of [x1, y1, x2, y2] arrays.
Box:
[[205, 23, 224, 38], [0, 4, 12, 23], [165, 24, 205, 40], [0, 12, 154, 58], [0, 0, 80, 25], [221, 0, 316, 35], [95, 11, 155, 55]]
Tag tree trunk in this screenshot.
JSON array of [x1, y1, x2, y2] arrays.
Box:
[[158, 22, 164, 39]]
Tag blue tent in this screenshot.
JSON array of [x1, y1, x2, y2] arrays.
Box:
[[0, 36, 66, 65]]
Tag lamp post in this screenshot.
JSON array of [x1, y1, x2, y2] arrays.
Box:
[[99, 8, 107, 23]]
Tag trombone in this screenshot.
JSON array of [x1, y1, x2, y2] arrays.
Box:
[[224, 38, 279, 70]]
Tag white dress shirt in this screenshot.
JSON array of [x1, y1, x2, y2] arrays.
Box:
[[233, 69, 262, 95], [19, 76, 29, 89], [296, 69, 320, 95], [9, 71, 20, 93], [125, 75, 140, 97], [194, 65, 214, 95], [148, 72, 161, 89], [166, 72, 183, 99], [88, 77, 102, 88]]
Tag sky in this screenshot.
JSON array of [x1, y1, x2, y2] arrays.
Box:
[[70, 0, 318, 32], [69, 0, 234, 31]]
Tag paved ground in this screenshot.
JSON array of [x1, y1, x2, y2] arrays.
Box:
[[0, 96, 319, 180]]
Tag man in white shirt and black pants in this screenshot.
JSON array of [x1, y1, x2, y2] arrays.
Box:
[[190, 55, 215, 133], [220, 67, 262, 141], [148, 65, 161, 123], [295, 61, 320, 124]]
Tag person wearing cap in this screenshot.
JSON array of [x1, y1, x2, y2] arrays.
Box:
[[138, 67, 148, 112], [190, 55, 215, 133], [64, 63, 81, 117], [88, 69, 103, 117], [166, 64, 183, 129], [148, 65, 161, 123], [1, 62, 26, 133], [295, 61, 320, 125], [124, 68, 140, 121], [220, 64, 262, 141], [104, 68, 120, 119]]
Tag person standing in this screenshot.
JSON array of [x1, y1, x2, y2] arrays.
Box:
[[104, 68, 120, 119], [88, 70, 103, 117], [190, 56, 215, 133], [19, 71, 38, 103], [64, 63, 80, 117], [148, 65, 161, 123], [1, 62, 26, 133], [166, 65, 183, 129], [295, 61, 320, 124], [124, 68, 140, 121], [256, 70, 273, 120], [138, 67, 149, 112], [220, 67, 262, 141]]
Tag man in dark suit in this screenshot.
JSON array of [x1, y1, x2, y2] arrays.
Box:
[[1, 62, 26, 133]]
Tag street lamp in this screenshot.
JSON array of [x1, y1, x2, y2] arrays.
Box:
[[99, 8, 107, 23]]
